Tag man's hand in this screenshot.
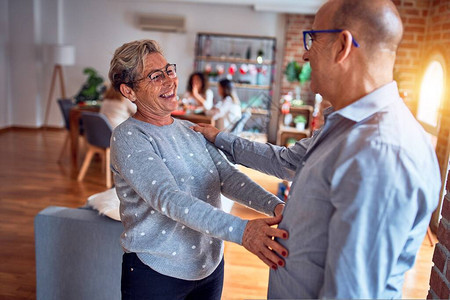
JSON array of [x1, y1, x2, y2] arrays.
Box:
[[274, 203, 285, 217], [242, 214, 289, 270], [191, 123, 221, 143]]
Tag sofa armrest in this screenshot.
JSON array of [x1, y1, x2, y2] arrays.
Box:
[[34, 206, 123, 300]]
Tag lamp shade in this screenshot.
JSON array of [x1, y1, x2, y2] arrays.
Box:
[[48, 45, 75, 66]]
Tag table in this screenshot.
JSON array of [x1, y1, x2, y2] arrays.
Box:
[[171, 112, 215, 126], [69, 105, 100, 169]]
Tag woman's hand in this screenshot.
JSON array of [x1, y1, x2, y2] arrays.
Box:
[[192, 77, 201, 94], [192, 86, 199, 96], [242, 214, 289, 270], [191, 123, 221, 143]]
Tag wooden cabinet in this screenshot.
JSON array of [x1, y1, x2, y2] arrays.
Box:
[[276, 105, 313, 146], [194, 33, 276, 135]]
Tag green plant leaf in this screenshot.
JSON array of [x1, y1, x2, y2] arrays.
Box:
[[299, 62, 311, 83], [74, 67, 105, 103], [294, 115, 307, 123], [285, 61, 301, 83]]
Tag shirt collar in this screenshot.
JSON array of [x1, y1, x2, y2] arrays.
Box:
[[330, 81, 400, 123]]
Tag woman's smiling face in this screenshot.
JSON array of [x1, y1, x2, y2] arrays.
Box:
[[132, 52, 179, 117]]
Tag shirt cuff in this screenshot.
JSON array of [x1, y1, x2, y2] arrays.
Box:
[[215, 132, 237, 154]]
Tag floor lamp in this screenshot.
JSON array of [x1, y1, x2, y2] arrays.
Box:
[[43, 45, 75, 127]]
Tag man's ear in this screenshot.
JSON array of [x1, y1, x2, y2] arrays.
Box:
[[119, 84, 136, 102], [335, 30, 353, 63]]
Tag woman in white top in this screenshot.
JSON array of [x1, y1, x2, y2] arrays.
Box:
[[100, 85, 137, 129], [183, 72, 214, 110], [208, 79, 242, 131]]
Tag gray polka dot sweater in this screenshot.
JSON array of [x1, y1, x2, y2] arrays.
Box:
[[111, 117, 283, 280]]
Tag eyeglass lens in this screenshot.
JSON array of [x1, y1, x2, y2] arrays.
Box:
[[149, 64, 177, 83], [306, 33, 313, 50]]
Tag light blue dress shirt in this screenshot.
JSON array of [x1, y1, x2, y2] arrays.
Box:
[[215, 82, 440, 299]]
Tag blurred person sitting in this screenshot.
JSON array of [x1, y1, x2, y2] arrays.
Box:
[[183, 72, 214, 111], [207, 79, 242, 131], [100, 85, 136, 129]]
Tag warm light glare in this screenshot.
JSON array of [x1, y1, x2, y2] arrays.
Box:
[[417, 61, 444, 128]]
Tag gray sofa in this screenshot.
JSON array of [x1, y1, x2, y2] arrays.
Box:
[[34, 206, 123, 300]]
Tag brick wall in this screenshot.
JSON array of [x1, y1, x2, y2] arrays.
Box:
[[424, 0, 450, 208], [281, 15, 314, 105], [392, 0, 430, 112], [429, 170, 450, 299], [425, 0, 450, 297]]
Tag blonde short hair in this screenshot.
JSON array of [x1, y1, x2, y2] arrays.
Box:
[[108, 40, 162, 91]]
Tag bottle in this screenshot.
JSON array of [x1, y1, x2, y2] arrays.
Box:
[[246, 46, 251, 60], [204, 36, 212, 57]]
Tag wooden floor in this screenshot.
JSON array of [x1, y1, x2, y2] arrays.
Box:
[[0, 128, 436, 299]]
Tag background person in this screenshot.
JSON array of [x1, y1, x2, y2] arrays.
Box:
[[193, 0, 441, 298], [206, 79, 242, 131], [183, 72, 214, 111], [100, 85, 136, 129], [108, 39, 288, 300]]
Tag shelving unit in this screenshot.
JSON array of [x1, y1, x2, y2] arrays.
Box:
[[194, 33, 276, 135], [209, 81, 270, 91], [276, 105, 314, 146], [195, 56, 274, 66]]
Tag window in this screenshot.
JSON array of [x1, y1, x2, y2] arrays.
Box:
[[417, 55, 445, 136]]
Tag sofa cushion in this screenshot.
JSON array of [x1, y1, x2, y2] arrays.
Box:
[[34, 206, 123, 300]]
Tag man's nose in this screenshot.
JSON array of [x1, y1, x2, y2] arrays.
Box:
[[302, 51, 309, 62]]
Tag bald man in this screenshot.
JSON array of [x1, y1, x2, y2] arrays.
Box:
[[193, 0, 440, 298]]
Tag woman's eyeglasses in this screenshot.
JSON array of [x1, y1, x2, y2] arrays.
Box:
[[134, 63, 177, 85]]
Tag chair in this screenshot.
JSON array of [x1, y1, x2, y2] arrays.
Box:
[[57, 99, 76, 162], [77, 112, 113, 188], [229, 111, 251, 135]]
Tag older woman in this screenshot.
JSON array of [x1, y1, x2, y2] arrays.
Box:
[[109, 39, 288, 300]]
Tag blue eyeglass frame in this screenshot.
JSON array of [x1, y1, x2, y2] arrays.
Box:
[[302, 29, 360, 51]]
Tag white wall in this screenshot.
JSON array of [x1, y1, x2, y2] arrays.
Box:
[[8, 0, 41, 127], [5, 0, 286, 131], [35, 0, 60, 126]]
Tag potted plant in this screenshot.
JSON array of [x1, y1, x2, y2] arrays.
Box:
[[293, 115, 307, 131], [74, 67, 106, 104], [284, 61, 311, 100]]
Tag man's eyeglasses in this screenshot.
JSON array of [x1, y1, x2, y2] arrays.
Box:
[[134, 63, 177, 84], [302, 30, 360, 51]]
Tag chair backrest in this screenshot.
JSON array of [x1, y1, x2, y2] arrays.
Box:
[[57, 99, 75, 130], [230, 111, 252, 134], [81, 112, 113, 149]]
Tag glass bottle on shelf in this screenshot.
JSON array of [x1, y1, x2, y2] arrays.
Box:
[[203, 36, 212, 57], [246, 45, 251, 60], [229, 40, 235, 59], [256, 42, 264, 64]]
